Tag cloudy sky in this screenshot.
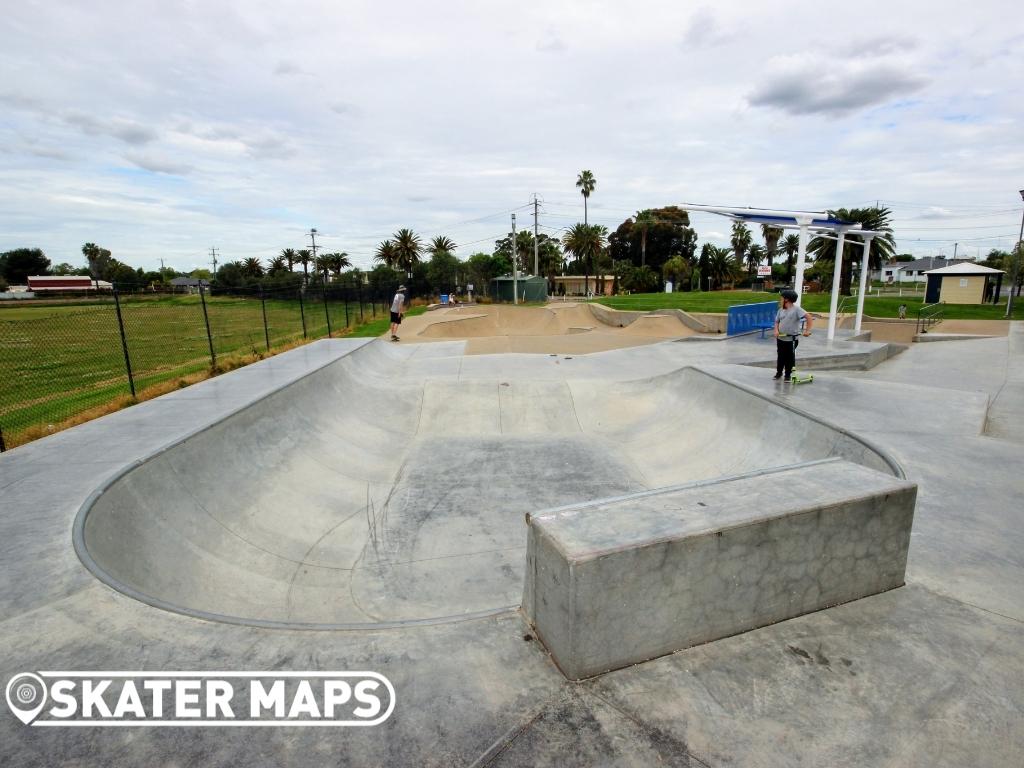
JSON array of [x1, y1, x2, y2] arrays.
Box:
[[1, 0, 1022, 273]]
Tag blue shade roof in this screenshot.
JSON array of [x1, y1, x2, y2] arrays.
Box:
[[729, 212, 856, 228]]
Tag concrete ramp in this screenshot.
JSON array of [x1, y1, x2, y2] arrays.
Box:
[[76, 342, 903, 629]]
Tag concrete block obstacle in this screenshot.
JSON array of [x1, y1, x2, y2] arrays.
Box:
[[523, 459, 917, 680]]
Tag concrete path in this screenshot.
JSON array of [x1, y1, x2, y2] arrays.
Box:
[[1, 327, 1021, 766]]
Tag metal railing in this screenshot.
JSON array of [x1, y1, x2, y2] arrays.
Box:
[[916, 301, 944, 334]]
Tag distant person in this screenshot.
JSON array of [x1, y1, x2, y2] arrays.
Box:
[[774, 289, 813, 381], [389, 285, 406, 342], [898, 303, 907, 320]]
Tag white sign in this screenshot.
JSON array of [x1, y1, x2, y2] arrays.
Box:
[[467, 284, 474, 292], [757, 265, 772, 277]]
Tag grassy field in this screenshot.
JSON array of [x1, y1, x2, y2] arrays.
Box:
[[0, 293, 402, 448], [597, 291, 1024, 320]]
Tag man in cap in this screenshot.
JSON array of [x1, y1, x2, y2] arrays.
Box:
[[773, 289, 813, 381], [390, 285, 407, 342]]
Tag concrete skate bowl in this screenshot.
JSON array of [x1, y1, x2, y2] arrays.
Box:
[[74, 342, 902, 630], [414, 303, 697, 341]]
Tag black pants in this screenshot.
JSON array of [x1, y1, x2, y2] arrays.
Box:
[[776, 337, 798, 377]]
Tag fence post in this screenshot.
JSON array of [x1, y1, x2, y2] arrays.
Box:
[[298, 284, 308, 339], [259, 285, 270, 351], [321, 278, 332, 338], [343, 282, 350, 327], [357, 282, 364, 323], [112, 283, 137, 397], [199, 285, 216, 366]]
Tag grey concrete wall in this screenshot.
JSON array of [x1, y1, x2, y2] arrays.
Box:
[[524, 459, 917, 680]]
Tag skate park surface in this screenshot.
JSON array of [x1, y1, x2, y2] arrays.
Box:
[[1, 303, 1022, 766]]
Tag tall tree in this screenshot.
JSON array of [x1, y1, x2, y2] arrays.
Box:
[[779, 234, 801, 283], [374, 240, 398, 268], [324, 252, 351, 278], [809, 207, 896, 295], [634, 209, 656, 268], [427, 250, 460, 294], [267, 255, 288, 275], [576, 170, 597, 225], [391, 228, 423, 275], [82, 242, 113, 281], [747, 244, 766, 275], [0, 248, 51, 283], [280, 248, 297, 272], [296, 249, 312, 279], [429, 235, 457, 256], [576, 170, 597, 294], [241, 257, 264, 278], [761, 224, 784, 265], [730, 222, 753, 273], [608, 206, 695, 272], [562, 223, 607, 295], [708, 246, 740, 290]]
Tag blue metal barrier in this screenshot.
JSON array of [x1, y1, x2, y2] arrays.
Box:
[[727, 301, 778, 336]]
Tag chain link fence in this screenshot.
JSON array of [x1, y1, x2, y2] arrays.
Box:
[[0, 277, 398, 450]]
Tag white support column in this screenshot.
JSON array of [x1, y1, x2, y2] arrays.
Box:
[[793, 217, 812, 304], [826, 229, 848, 341], [854, 236, 874, 333]]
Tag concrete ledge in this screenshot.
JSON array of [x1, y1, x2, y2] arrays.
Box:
[[523, 459, 916, 680]]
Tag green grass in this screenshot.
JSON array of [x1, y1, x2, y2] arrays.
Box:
[[349, 306, 427, 337], [596, 291, 1024, 320], [0, 293, 398, 447]]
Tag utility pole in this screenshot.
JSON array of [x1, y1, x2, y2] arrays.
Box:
[[309, 228, 321, 279], [511, 213, 518, 305], [1007, 189, 1024, 318], [533, 194, 540, 277], [210, 247, 219, 276]]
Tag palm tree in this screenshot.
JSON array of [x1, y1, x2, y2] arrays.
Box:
[[730, 221, 753, 273], [267, 255, 287, 275], [761, 224, 784, 264], [375, 240, 398, 267], [429, 236, 457, 256], [325, 252, 351, 279], [296, 249, 312, 279], [708, 246, 740, 290], [562, 223, 607, 296], [391, 228, 422, 276], [576, 170, 597, 224], [779, 234, 801, 284], [809, 207, 896, 295], [242, 257, 264, 278], [280, 248, 297, 272], [634, 209, 656, 268], [747, 244, 766, 275]]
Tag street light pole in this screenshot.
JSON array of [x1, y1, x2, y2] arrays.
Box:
[[511, 213, 518, 305], [1007, 189, 1024, 318]]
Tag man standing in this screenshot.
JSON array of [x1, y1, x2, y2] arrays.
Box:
[[390, 285, 407, 342], [773, 289, 812, 381]]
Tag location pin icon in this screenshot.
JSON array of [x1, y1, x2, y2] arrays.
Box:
[[6, 673, 47, 725]]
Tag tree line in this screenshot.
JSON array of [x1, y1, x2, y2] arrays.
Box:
[[12, 171, 1006, 299]]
